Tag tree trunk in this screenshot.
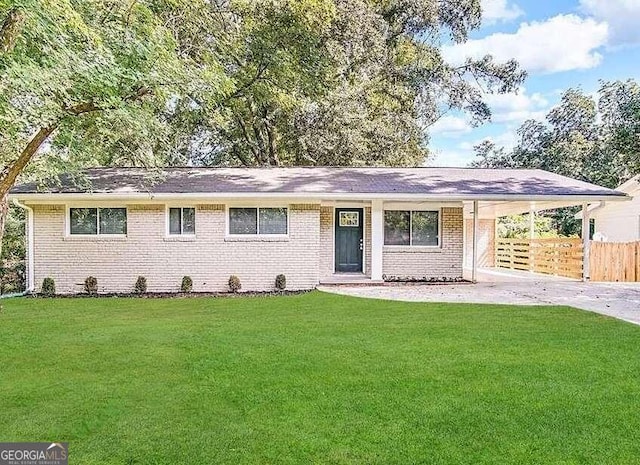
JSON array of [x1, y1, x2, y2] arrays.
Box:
[[0, 124, 57, 259], [0, 194, 8, 267], [0, 124, 58, 200], [0, 8, 25, 55]]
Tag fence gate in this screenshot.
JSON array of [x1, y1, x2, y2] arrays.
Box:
[[590, 241, 640, 282]]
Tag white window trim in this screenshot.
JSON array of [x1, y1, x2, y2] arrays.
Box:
[[166, 206, 197, 237], [226, 206, 290, 238], [383, 208, 442, 248], [65, 205, 128, 237]]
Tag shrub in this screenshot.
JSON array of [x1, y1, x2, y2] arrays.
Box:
[[41, 277, 55, 297], [228, 275, 241, 293], [275, 274, 286, 290], [134, 276, 147, 294], [181, 276, 193, 293], [84, 276, 98, 295]]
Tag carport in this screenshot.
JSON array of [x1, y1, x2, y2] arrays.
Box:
[[461, 194, 630, 282]]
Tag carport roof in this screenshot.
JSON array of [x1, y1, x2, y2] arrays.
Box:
[[10, 167, 628, 200]]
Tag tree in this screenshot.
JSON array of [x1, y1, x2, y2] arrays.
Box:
[[598, 79, 640, 181], [1, 0, 525, 257], [0, 0, 229, 248], [179, 0, 526, 167], [471, 80, 640, 235]]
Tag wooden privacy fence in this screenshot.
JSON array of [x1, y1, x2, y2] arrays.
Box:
[[590, 241, 640, 282], [496, 238, 584, 279]]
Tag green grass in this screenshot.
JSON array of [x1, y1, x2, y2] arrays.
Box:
[[1, 292, 640, 464]]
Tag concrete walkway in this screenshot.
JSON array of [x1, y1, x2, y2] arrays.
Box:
[[318, 279, 640, 326]]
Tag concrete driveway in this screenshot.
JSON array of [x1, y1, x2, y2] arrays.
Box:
[[318, 279, 640, 326]]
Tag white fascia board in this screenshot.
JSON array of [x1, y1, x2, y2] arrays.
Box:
[[9, 192, 630, 203]]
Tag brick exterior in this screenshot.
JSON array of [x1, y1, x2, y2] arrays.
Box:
[[28, 202, 467, 292], [319, 207, 334, 279], [464, 218, 496, 268], [31, 204, 320, 294], [382, 207, 464, 280]]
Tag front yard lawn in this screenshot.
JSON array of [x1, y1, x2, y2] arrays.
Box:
[[1, 292, 639, 464]]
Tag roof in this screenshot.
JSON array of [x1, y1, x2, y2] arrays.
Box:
[[616, 175, 640, 194], [10, 167, 628, 200], [575, 174, 638, 218]]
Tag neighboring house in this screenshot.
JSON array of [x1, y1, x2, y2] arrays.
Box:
[[10, 167, 627, 294], [577, 175, 640, 242]]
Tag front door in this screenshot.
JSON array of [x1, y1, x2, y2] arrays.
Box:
[[335, 208, 364, 273]]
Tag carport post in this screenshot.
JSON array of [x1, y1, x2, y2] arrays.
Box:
[[472, 200, 479, 283], [582, 202, 590, 281], [529, 208, 536, 239], [529, 207, 536, 272]]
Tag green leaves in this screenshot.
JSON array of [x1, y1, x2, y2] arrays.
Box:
[[1, 0, 527, 180], [472, 80, 640, 236]]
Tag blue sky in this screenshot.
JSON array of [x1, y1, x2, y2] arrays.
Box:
[[428, 0, 640, 167]]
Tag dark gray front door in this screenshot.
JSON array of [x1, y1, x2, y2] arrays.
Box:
[[335, 208, 364, 273]]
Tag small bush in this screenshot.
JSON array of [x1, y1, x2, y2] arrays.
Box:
[[84, 276, 98, 295], [275, 274, 286, 290], [41, 277, 55, 296], [181, 276, 193, 293], [228, 275, 241, 293], [134, 276, 147, 294]]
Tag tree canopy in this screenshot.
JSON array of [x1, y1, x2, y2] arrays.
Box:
[[472, 79, 640, 189], [472, 79, 640, 235], [1, 0, 526, 191]]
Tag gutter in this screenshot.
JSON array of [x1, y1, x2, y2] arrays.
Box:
[[11, 199, 35, 294], [574, 200, 606, 220], [7, 192, 631, 203]]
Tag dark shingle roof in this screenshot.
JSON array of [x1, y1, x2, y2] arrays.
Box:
[[10, 167, 627, 198]]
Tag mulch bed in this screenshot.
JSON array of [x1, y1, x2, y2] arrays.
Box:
[[30, 290, 312, 299]]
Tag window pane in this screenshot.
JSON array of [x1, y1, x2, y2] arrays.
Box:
[[99, 208, 127, 234], [169, 208, 182, 235], [339, 211, 359, 227], [70, 208, 97, 235], [182, 208, 196, 234], [259, 208, 287, 234], [384, 211, 410, 245], [411, 211, 439, 246], [229, 208, 257, 234]]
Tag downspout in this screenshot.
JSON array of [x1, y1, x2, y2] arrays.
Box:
[[11, 199, 35, 294]]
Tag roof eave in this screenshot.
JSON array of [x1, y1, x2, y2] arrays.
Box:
[[8, 191, 630, 203]]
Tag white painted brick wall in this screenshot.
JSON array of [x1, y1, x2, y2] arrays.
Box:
[[31, 204, 320, 294], [382, 207, 464, 279], [29, 202, 467, 292], [464, 218, 496, 268]]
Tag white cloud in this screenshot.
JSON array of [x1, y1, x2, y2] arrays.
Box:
[[429, 88, 550, 140], [432, 133, 519, 167], [444, 14, 609, 74], [580, 0, 640, 46], [427, 149, 475, 167], [481, 0, 523, 24], [484, 87, 549, 123], [428, 115, 473, 137]]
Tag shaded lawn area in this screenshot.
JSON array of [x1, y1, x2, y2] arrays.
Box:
[[1, 292, 640, 464]]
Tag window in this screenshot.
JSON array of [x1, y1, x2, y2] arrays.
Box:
[[384, 210, 439, 246], [229, 207, 288, 235], [339, 211, 360, 227], [70, 208, 127, 235], [169, 207, 196, 235]]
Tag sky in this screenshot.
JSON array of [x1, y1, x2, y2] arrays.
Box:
[[428, 0, 640, 167]]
